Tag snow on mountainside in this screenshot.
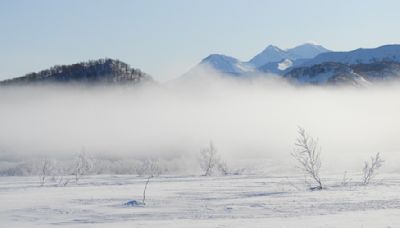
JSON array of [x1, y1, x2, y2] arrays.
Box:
[[181, 43, 400, 86], [304, 45, 400, 66], [278, 59, 294, 71], [284, 62, 365, 85], [286, 43, 331, 59], [258, 59, 295, 74], [199, 54, 254, 75], [180, 54, 255, 79], [282, 45, 400, 85], [284, 61, 400, 86], [249, 43, 331, 68], [248, 45, 290, 68], [184, 43, 331, 77]]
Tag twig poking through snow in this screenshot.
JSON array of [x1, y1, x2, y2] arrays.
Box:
[[142, 175, 153, 205]]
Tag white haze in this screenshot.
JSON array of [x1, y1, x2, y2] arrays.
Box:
[[1, 71, 400, 175]]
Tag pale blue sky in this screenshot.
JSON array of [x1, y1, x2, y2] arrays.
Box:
[[1, 0, 399, 81]]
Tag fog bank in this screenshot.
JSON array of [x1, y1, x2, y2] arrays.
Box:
[[1, 76, 400, 174]]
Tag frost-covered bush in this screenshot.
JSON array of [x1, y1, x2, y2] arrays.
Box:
[[136, 158, 163, 177], [292, 127, 323, 190], [39, 158, 56, 186], [362, 153, 384, 185], [72, 150, 94, 183], [199, 141, 229, 176]]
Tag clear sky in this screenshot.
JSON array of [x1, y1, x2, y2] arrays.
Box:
[[1, 0, 399, 81]]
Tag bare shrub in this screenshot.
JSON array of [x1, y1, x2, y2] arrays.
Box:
[[135, 158, 162, 205], [53, 165, 71, 187], [137, 158, 162, 177], [341, 171, 352, 187], [39, 158, 55, 186], [217, 160, 229, 176], [292, 127, 323, 190], [199, 141, 228, 176], [56, 175, 70, 187], [72, 150, 93, 183], [362, 153, 384, 185]]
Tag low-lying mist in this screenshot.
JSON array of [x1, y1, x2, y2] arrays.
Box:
[[1, 73, 400, 175]]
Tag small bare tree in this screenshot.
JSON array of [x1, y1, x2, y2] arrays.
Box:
[[362, 153, 384, 185], [199, 141, 228, 176], [200, 142, 218, 176], [142, 175, 153, 205], [292, 127, 323, 190], [73, 150, 93, 183], [39, 158, 55, 186], [137, 158, 162, 205]]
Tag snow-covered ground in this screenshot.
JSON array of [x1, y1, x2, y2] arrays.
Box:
[[1, 174, 399, 228]]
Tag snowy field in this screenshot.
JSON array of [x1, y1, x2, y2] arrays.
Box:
[[1, 174, 400, 228]]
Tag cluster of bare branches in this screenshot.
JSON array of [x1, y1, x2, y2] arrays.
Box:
[[292, 127, 323, 190], [39, 150, 93, 187], [362, 152, 384, 185], [39, 158, 55, 186], [73, 150, 93, 183], [137, 158, 162, 177], [199, 141, 229, 176], [291, 127, 386, 190]]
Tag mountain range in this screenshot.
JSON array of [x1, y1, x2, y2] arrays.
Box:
[[2, 43, 400, 86], [186, 43, 331, 77], [186, 43, 400, 85]]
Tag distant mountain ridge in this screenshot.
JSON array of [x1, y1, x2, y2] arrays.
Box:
[[285, 61, 400, 85], [303, 45, 400, 66], [249, 43, 331, 68], [0, 59, 152, 85], [283, 45, 400, 85], [185, 43, 331, 77], [3, 44, 400, 87], [184, 43, 400, 86]]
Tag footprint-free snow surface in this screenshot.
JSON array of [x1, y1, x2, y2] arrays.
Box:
[[0, 175, 399, 227]]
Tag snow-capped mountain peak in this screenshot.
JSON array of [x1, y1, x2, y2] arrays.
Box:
[[286, 43, 331, 59], [197, 54, 253, 75], [249, 43, 331, 68], [248, 45, 288, 68], [182, 43, 400, 86]]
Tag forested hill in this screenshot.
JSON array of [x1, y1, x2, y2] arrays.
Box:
[[0, 59, 153, 85]]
